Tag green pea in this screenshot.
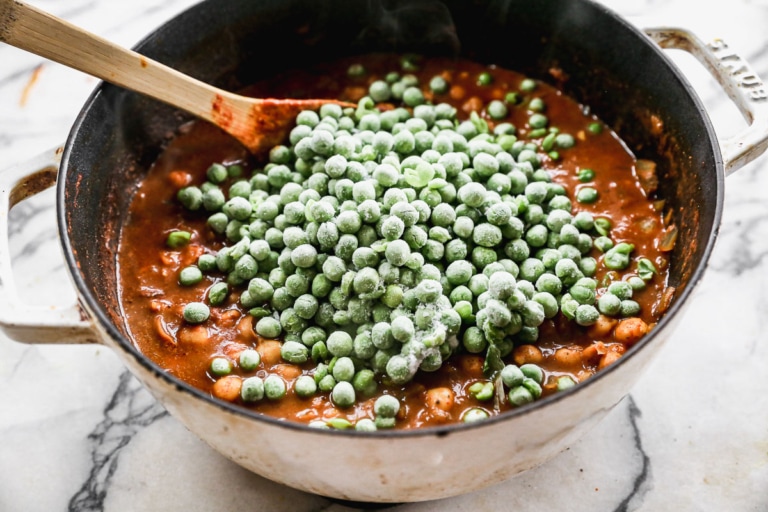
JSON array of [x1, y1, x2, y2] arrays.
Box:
[[241, 377, 265, 402], [183, 302, 210, 324], [620, 299, 641, 316], [255, 316, 282, 338], [294, 375, 318, 398], [332, 356, 356, 382], [178, 266, 202, 286], [462, 326, 486, 353], [598, 292, 622, 316], [477, 71, 494, 85], [210, 357, 232, 376], [576, 186, 599, 204], [206, 282, 229, 306], [264, 375, 287, 400], [355, 418, 377, 432], [239, 349, 261, 371], [462, 408, 490, 423], [588, 122, 603, 134], [487, 100, 508, 120], [383, 316, 412, 349], [327, 331, 354, 357], [278, 340, 307, 364], [166, 230, 191, 249], [368, 397, 399, 424], [520, 78, 537, 92], [331, 381, 356, 408], [508, 386, 534, 407], [575, 304, 600, 326]]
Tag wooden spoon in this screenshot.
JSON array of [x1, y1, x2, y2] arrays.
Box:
[[0, 0, 355, 154]]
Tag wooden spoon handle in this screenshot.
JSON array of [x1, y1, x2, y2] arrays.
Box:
[[0, 0, 232, 125]]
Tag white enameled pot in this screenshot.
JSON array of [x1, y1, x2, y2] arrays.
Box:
[[2, 0, 768, 502]]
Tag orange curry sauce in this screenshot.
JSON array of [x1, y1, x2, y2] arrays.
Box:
[[117, 56, 672, 429]]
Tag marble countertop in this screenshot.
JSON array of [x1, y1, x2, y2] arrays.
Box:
[[2, 1, 768, 510]]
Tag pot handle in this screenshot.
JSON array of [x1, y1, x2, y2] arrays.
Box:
[[0, 146, 100, 344], [645, 28, 768, 176]]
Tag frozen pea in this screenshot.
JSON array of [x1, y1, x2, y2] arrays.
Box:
[[294, 375, 318, 398], [331, 381, 356, 408], [281, 341, 309, 364], [241, 377, 265, 402], [183, 302, 209, 324], [264, 375, 287, 400], [239, 349, 261, 371], [255, 316, 282, 338], [327, 331, 354, 357]]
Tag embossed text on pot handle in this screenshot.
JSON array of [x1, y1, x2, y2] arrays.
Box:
[[646, 27, 768, 175]]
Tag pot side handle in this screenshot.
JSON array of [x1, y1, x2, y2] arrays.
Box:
[[645, 27, 768, 176], [0, 147, 100, 344]]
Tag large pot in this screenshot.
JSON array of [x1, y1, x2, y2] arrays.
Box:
[[2, 0, 767, 503]]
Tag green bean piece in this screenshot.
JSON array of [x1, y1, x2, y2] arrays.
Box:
[[604, 242, 634, 270]]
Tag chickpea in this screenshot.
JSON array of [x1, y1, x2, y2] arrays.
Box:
[[218, 309, 240, 328], [587, 315, 618, 338], [177, 324, 209, 346], [459, 355, 485, 377], [258, 339, 283, 366], [553, 346, 583, 368], [237, 315, 255, 340], [168, 170, 192, 188], [581, 342, 605, 365], [343, 86, 367, 102], [598, 350, 623, 370], [614, 317, 649, 345], [273, 364, 303, 380], [212, 375, 242, 402], [490, 87, 506, 100], [425, 387, 454, 413], [513, 344, 543, 366], [449, 85, 466, 100], [462, 96, 483, 114]]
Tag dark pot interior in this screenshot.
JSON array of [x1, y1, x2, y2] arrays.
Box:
[[59, 0, 722, 408]]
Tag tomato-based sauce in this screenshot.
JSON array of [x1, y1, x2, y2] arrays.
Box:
[[117, 55, 672, 429]]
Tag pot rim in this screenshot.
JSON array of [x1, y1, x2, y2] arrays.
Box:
[[56, 0, 724, 439]]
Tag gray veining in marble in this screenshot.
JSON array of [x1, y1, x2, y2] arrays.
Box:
[[1, 1, 768, 511]]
